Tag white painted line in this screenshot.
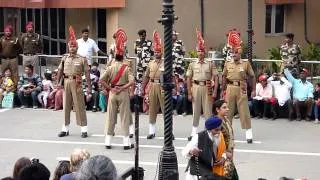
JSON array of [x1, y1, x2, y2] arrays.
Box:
[[56, 157, 187, 167], [0, 109, 10, 113], [91, 134, 262, 144], [1, 137, 319, 157]]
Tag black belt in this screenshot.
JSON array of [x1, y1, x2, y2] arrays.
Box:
[[2, 56, 17, 59], [64, 75, 76, 79], [150, 79, 160, 83], [227, 80, 240, 86], [193, 80, 207, 85], [111, 84, 125, 88]]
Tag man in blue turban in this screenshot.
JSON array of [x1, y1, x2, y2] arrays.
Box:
[[182, 116, 227, 179]]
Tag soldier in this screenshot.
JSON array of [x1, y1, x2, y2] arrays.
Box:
[[186, 29, 219, 141], [21, 22, 43, 74], [108, 33, 129, 62], [100, 29, 134, 150], [0, 24, 22, 83], [221, 29, 256, 144], [134, 29, 153, 81], [172, 30, 186, 79], [56, 26, 91, 138], [142, 30, 168, 139], [280, 33, 302, 77]]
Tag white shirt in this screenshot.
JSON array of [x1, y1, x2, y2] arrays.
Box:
[[253, 83, 273, 100], [268, 76, 292, 106], [42, 79, 54, 93], [76, 38, 100, 65], [181, 131, 226, 180]]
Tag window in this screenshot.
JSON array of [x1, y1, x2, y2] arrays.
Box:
[[0, 8, 3, 33], [20, 8, 66, 55], [265, 5, 285, 34], [96, 9, 107, 63]]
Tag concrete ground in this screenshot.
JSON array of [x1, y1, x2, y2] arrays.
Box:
[[0, 108, 319, 180]]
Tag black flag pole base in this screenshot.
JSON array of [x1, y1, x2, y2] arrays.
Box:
[[158, 146, 179, 180]]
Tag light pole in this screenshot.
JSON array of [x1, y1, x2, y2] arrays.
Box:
[[157, 0, 179, 179], [247, 0, 253, 64]]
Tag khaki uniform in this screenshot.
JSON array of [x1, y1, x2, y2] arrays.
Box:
[[186, 59, 217, 127], [223, 59, 254, 129], [58, 54, 89, 127], [145, 60, 164, 124], [0, 36, 22, 83], [21, 33, 42, 74], [100, 61, 133, 137]]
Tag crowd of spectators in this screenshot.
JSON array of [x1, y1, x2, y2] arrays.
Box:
[[1, 149, 118, 180]]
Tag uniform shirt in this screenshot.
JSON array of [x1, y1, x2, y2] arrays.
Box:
[[134, 39, 153, 81], [0, 36, 22, 58], [172, 39, 186, 77], [186, 59, 217, 81], [21, 33, 42, 54], [100, 61, 134, 86], [268, 76, 292, 106], [280, 43, 301, 67], [284, 68, 314, 101], [222, 59, 254, 81], [58, 54, 90, 76], [17, 73, 42, 92], [253, 83, 273, 100], [76, 38, 100, 65], [144, 60, 164, 80]]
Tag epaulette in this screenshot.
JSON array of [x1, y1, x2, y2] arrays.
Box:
[[241, 59, 248, 62]]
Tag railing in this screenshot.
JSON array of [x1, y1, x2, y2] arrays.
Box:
[[35, 54, 320, 83]]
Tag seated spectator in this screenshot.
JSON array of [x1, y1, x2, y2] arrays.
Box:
[[60, 148, 90, 180], [313, 83, 320, 124], [17, 65, 42, 109], [0, 68, 16, 108], [53, 160, 71, 180], [38, 70, 54, 109], [48, 70, 63, 110], [82, 70, 99, 112], [98, 82, 108, 113], [12, 157, 31, 180], [284, 68, 314, 121], [175, 77, 188, 115], [19, 162, 50, 180], [252, 74, 274, 119], [90, 62, 100, 79], [76, 155, 117, 180], [268, 73, 293, 120]]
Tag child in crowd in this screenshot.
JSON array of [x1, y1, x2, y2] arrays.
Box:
[[313, 83, 320, 124], [0, 68, 16, 108], [38, 70, 54, 108]]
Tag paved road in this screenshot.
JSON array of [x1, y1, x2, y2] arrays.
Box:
[[0, 108, 319, 180]]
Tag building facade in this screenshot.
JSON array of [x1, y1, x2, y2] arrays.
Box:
[[0, 0, 319, 58]]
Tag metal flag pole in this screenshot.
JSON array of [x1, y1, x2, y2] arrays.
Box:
[[157, 0, 179, 179]]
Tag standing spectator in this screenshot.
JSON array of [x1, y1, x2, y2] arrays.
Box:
[[0, 68, 16, 108], [48, 70, 63, 110], [252, 74, 274, 119], [76, 28, 107, 66], [21, 22, 43, 74], [38, 70, 54, 108], [76, 155, 117, 180], [268, 73, 293, 120], [284, 68, 314, 121], [313, 83, 320, 124], [17, 64, 42, 109], [12, 157, 31, 180], [53, 160, 71, 180], [0, 24, 22, 83]]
